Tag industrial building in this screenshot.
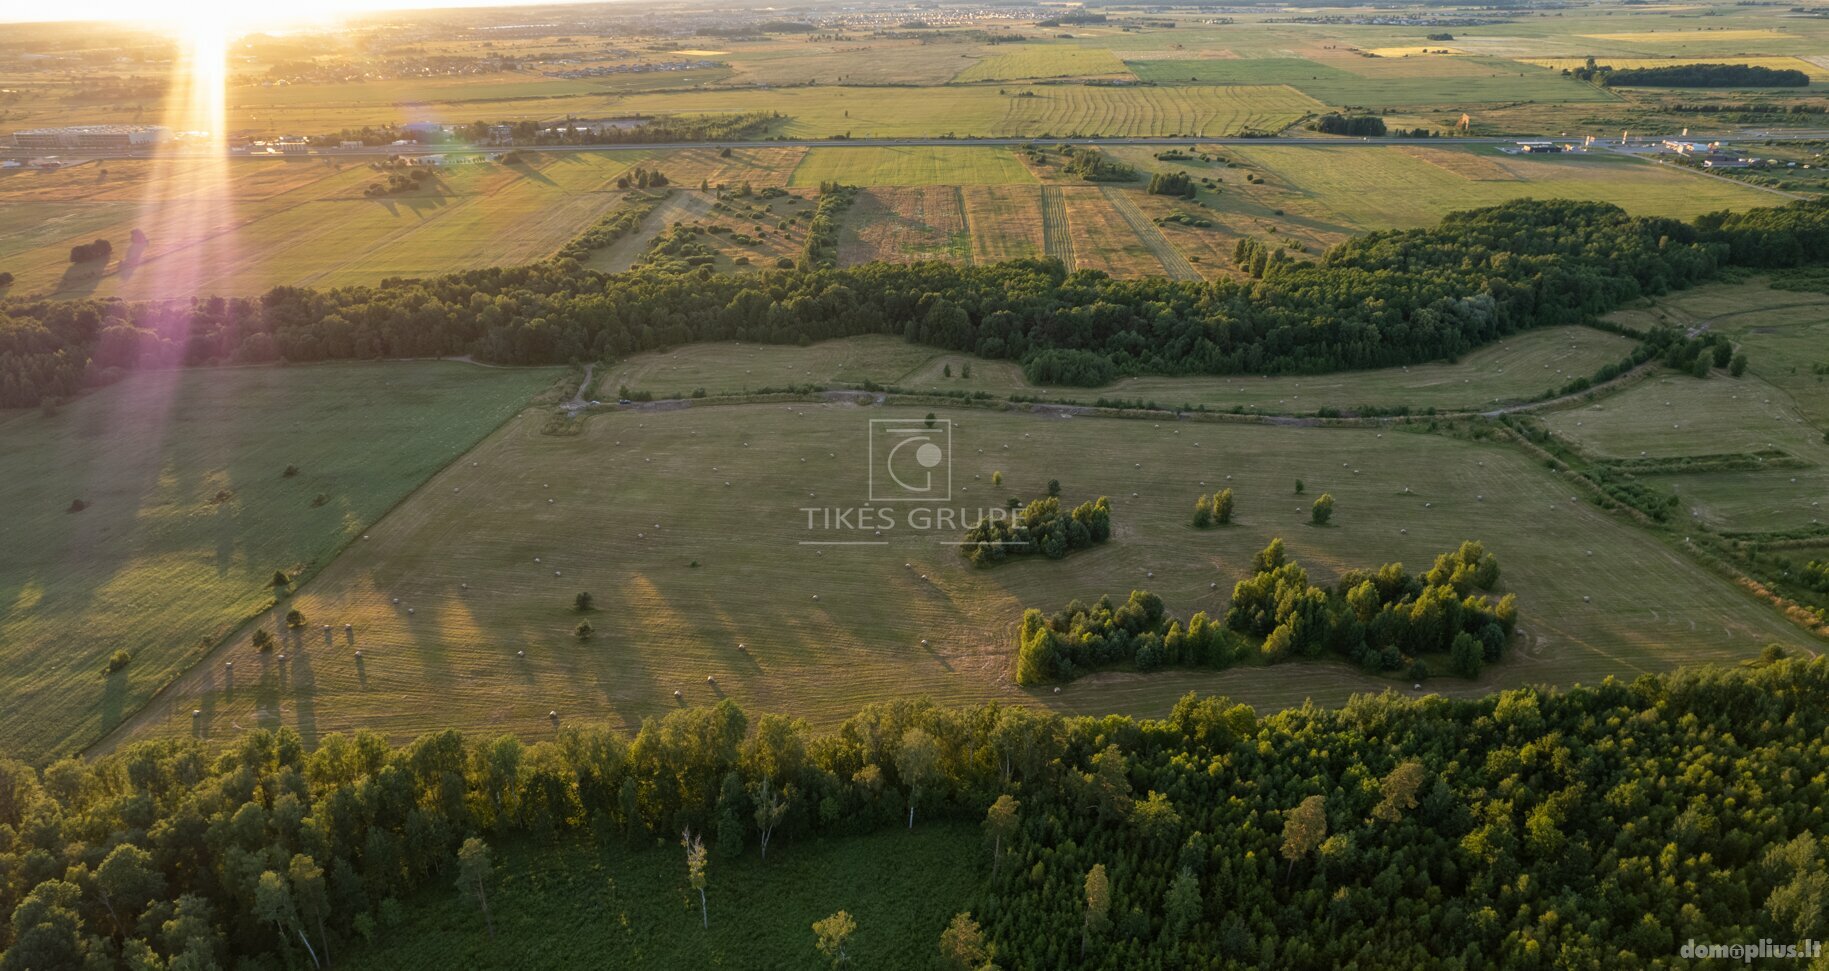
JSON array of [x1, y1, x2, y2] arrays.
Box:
[[10, 125, 170, 150]]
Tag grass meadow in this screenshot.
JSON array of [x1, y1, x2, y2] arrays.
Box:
[[0, 363, 560, 761], [789, 147, 1038, 187], [98, 395, 1816, 754]]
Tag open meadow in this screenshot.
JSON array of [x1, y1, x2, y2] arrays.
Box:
[[0, 362, 560, 761], [598, 329, 1640, 415], [97, 396, 1816, 753]]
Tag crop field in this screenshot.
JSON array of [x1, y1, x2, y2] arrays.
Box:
[[1126, 55, 1615, 106], [953, 46, 1132, 82], [1222, 145, 1779, 231], [97, 389, 1818, 753], [1055, 186, 1170, 277], [788, 147, 1038, 187], [838, 187, 971, 266], [0, 152, 654, 299], [596, 327, 1639, 413], [959, 186, 1046, 264], [0, 362, 561, 761], [653, 147, 809, 191], [606, 83, 1325, 138], [345, 824, 980, 970]]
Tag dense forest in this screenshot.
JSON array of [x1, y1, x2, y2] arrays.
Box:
[[1603, 63, 1811, 88], [6, 197, 1829, 409], [1, 658, 1824, 968]]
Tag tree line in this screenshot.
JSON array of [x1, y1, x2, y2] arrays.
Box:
[[8, 197, 1829, 409], [1, 658, 1824, 968]]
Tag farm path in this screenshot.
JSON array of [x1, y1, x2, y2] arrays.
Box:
[[1099, 185, 1200, 280], [562, 364, 596, 415]]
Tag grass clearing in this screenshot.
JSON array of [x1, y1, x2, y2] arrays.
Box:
[[789, 147, 1038, 187], [0, 362, 560, 761], [99, 395, 1815, 753], [960, 186, 1046, 264], [343, 824, 981, 971]]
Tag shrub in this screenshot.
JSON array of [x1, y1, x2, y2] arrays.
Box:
[[105, 649, 133, 673]]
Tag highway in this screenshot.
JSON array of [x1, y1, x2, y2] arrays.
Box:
[[11, 130, 1829, 163]]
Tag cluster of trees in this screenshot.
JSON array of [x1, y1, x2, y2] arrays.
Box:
[[1804, 559, 1829, 593], [1229, 236, 1296, 278], [1226, 539, 1517, 676], [1605, 63, 1811, 88], [1059, 148, 1136, 182], [67, 240, 113, 265], [4, 660, 1825, 967], [8, 197, 1829, 410], [799, 186, 857, 271], [1015, 591, 1243, 685], [613, 167, 669, 191], [1310, 113, 1388, 137], [961, 495, 1112, 566], [361, 168, 434, 197], [1145, 171, 1197, 198], [1190, 488, 1233, 528]]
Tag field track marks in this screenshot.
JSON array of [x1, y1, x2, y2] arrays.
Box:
[[953, 187, 974, 267], [1041, 185, 1074, 269], [1099, 185, 1199, 280]]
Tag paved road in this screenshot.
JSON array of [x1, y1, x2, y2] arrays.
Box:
[[16, 130, 1829, 163]]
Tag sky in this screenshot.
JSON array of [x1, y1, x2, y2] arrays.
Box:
[[3, 0, 608, 27]]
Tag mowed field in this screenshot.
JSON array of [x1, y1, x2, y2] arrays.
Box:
[[0, 362, 561, 761], [101, 398, 1816, 753], [595, 329, 1640, 413], [606, 83, 1326, 138], [1125, 54, 1617, 106], [0, 152, 659, 299], [789, 147, 1037, 187]]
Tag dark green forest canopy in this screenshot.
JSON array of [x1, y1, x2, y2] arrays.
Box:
[[7, 197, 1829, 407], [1, 658, 1825, 968]]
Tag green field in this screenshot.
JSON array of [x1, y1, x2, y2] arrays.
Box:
[[789, 147, 1038, 187], [597, 329, 1639, 414], [344, 824, 980, 970], [0, 363, 560, 761], [99, 393, 1815, 753]]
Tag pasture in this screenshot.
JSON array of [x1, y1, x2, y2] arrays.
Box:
[[0, 362, 561, 761], [1126, 55, 1615, 106], [99, 397, 1815, 753], [839, 188, 972, 266]]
